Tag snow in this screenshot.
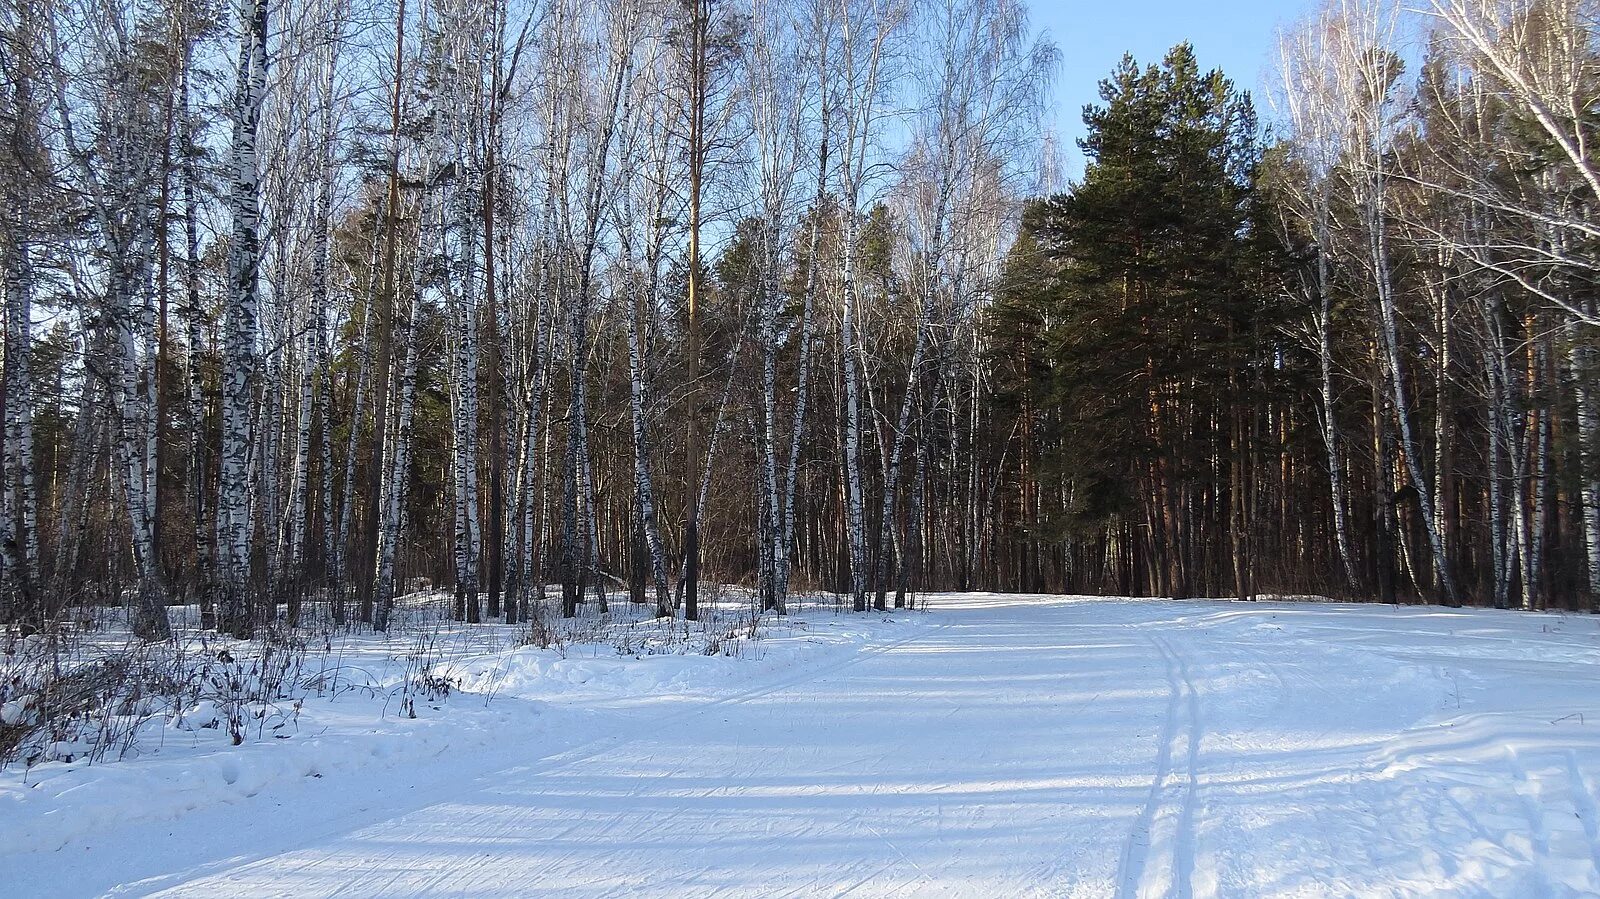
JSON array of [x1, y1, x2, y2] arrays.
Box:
[[8, 594, 1600, 896]]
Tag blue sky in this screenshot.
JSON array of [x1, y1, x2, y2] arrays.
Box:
[[1031, 0, 1314, 179]]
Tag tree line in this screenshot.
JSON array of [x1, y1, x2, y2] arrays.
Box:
[[0, 0, 1056, 638], [5, 0, 1597, 642], [990, 0, 1600, 611]]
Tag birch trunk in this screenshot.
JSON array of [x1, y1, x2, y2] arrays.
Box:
[[2, 200, 38, 622], [1313, 207, 1356, 591], [372, 285, 422, 632], [777, 138, 828, 610], [0, 0, 40, 625], [511, 236, 554, 620], [179, 52, 215, 622], [219, 0, 268, 636], [758, 237, 784, 613], [627, 277, 671, 617], [334, 231, 382, 624], [114, 262, 171, 639], [1570, 317, 1600, 612], [372, 219, 432, 631], [1367, 176, 1460, 604], [449, 181, 483, 626], [1485, 323, 1510, 609]]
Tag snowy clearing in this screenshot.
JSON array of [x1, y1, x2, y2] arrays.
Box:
[[7, 594, 1600, 897]]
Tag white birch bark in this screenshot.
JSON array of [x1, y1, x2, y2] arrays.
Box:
[[517, 246, 555, 616], [0, 0, 41, 623], [1334, 0, 1461, 604], [178, 46, 215, 618], [1272, 18, 1358, 586], [374, 57, 446, 630], [747, 0, 812, 613], [289, 25, 343, 623], [437, 0, 485, 623], [557, 2, 636, 616], [333, 229, 382, 621], [46, 7, 172, 638], [372, 197, 434, 631], [778, 173, 825, 609], [632, 109, 676, 619], [1483, 303, 1512, 608], [2, 195, 38, 616], [372, 277, 424, 632], [1570, 316, 1600, 611], [219, 0, 269, 635], [626, 254, 670, 617], [1315, 210, 1357, 590]]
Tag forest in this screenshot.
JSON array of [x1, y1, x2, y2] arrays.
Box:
[[1, 0, 1598, 645]]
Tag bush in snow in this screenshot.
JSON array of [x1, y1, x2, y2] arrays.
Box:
[[0, 621, 314, 769]]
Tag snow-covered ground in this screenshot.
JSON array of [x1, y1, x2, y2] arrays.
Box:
[[8, 593, 1600, 897]]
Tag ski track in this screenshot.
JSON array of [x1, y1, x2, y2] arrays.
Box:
[[1114, 635, 1181, 899], [15, 594, 1600, 897], [1116, 635, 1201, 899], [92, 619, 944, 898]]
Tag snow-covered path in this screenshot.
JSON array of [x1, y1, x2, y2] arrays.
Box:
[[24, 594, 1600, 897]]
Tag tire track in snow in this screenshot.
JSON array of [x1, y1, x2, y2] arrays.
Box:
[[1114, 632, 1201, 899]]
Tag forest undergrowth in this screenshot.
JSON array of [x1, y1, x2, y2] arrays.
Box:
[[0, 586, 884, 771]]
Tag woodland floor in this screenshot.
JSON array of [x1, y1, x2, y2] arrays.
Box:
[[8, 593, 1600, 897]]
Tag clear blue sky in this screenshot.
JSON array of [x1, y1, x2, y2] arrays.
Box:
[[1032, 0, 1313, 179]]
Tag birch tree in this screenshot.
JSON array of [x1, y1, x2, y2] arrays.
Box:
[[218, 0, 268, 635], [829, 0, 905, 612], [0, 0, 45, 624], [47, 0, 174, 638], [1425, 0, 1600, 607], [1274, 8, 1361, 591], [872, 0, 1052, 609], [1333, 0, 1463, 604]]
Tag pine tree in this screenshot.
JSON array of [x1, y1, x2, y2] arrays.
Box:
[[1013, 44, 1274, 600]]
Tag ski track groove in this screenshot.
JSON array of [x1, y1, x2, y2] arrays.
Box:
[[1114, 630, 1202, 899], [134, 619, 947, 897], [1563, 750, 1600, 884], [1168, 636, 1202, 899], [48, 595, 1600, 898], [1505, 745, 1556, 895], [1442, 790, 1498, 845], [855, 815, 934, 892]]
